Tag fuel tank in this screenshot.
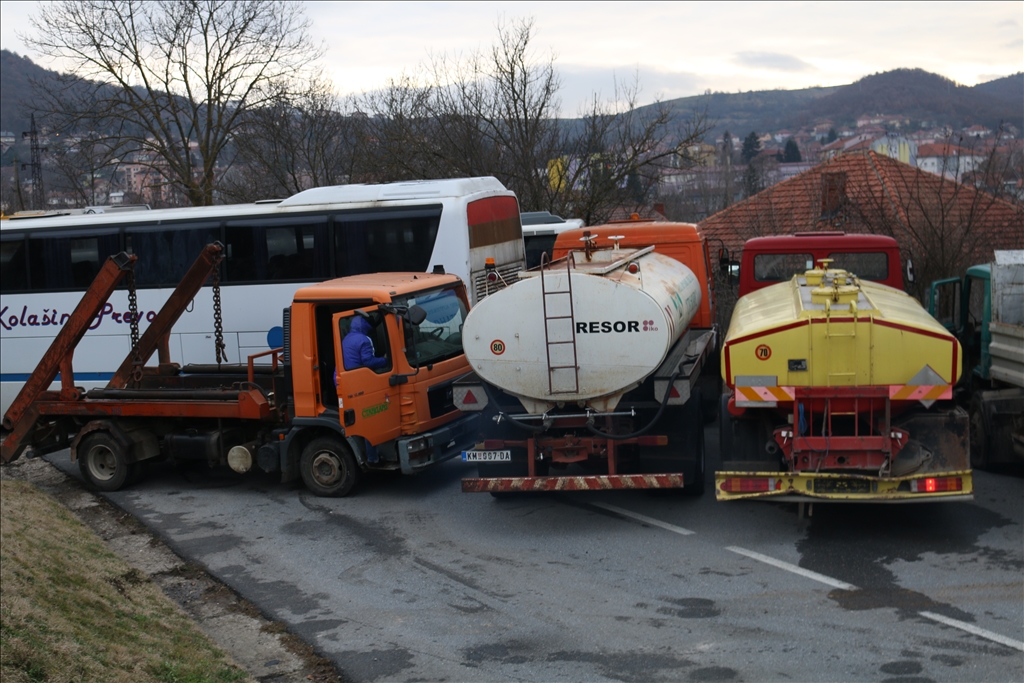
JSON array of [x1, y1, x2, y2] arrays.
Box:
[[722, 266, 962, 392], [462, 246, 701, 412]]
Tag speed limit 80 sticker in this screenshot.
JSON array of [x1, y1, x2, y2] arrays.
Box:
[[490, 339, 506, 355]]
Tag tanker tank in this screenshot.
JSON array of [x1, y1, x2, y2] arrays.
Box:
[[462, 245, 702, 414], [723, 265, 962, 395]]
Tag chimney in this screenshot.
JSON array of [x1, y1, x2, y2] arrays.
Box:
[[821, 172, 847, 217]]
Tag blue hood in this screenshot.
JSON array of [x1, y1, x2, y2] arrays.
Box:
[[350, 315, 373, 335]]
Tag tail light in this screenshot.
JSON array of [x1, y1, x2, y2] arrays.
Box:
[[910, 477, 962, 493], [720, 477, 779, 493]]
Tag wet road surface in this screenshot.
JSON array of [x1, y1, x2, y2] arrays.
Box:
[[46, 425, 1024, 682]]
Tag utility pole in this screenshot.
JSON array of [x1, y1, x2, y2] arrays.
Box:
[[21, 113, 47, 210]]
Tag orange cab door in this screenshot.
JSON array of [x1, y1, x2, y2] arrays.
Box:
[[332, 310, 401, 446]]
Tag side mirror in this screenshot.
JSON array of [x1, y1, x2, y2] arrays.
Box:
[[905, 259, 915, 284], [407, 305, 427, 326]]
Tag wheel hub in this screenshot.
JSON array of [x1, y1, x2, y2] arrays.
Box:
[[311, 451, 341, 485], [87, 446, 117, 481]]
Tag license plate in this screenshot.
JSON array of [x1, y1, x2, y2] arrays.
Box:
[[462, 450, 511, 462], [813, 478, 872, 494]]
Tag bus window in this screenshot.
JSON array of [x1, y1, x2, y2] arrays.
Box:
[[335, 209, 441, 277], [753, 253, 813, 282], [828, 252, 888, 280], [225, 217, 329, 283], [126, 223, 221, 286], [1, 234, 28, 292], [28, 230, 120, 290]]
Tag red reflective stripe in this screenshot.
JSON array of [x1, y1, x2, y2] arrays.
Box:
[[462, 473, 685, 492]]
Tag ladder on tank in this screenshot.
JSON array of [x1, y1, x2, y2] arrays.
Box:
[[540, 252, 580, 395]]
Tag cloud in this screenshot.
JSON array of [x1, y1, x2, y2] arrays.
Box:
[[733, 52, 816, 72], [1004, 37, 1023, 49]]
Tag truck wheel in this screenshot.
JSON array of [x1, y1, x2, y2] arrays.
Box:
[[683, 388, 706, 496], [969, 396, 989, 470], [301, 437, 359, 497], [78, 432, 134, 492]]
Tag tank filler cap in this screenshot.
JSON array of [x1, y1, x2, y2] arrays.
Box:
[[608, 235, 625, 250]]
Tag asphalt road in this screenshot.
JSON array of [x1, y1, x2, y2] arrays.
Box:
[[47, 424, 1024, 683]]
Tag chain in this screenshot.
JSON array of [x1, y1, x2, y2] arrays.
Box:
[[127, 269, 143, 386], [212, 259, 227, 366]]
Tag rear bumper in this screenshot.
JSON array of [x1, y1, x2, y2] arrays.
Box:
[[462, 473, 685, 493], [714, 469, 973, 502]]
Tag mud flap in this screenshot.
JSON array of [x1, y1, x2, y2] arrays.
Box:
[[894, 406, 969, 473]]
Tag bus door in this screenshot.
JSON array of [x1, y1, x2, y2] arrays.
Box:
[[332, 310, 400, 448]]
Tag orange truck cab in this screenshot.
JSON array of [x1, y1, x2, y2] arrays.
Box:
[[275, 272, 480, 495]]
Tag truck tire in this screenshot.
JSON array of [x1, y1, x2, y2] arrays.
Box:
[[718, 393, 777, 471], [78, 432, 134, 492], [682, 389, 706, 496], [301, 437, 359, 497]]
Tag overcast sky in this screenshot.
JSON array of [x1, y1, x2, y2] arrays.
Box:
[[2, 0, 1021, 114]]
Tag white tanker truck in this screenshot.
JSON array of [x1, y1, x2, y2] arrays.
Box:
[[454, 221, 718, 494]]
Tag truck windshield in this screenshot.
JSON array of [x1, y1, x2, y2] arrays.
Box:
[[828, 252, 888, 280], [754, 253, 813, 281], [395, 286, 468, 367]]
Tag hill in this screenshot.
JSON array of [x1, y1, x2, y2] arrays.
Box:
[[807, 68, 1022, 131], [660, 68, 1022, 141], [2, 50, 1020, 147], [0, 50, 61, 135]]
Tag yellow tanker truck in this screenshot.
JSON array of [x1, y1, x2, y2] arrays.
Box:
[[716, 260, 972, 504]]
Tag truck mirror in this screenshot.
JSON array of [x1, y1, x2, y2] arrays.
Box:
[[905, 259, 915, 284], [407, 305, 427, 326]]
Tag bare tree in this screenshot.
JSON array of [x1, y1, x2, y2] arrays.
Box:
[[360, 17, 709, 223], [45, 132, 125, 207], [25, 0, 321, 206], [849, 153, 1024, 299], [221, 77, 365, 202]]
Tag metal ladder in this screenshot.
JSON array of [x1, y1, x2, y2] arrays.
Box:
[[540, 252, 579, 395]]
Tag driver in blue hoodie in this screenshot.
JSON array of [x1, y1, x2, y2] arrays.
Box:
[[339, 314, 387, 464], [342, 315, 388, 371]]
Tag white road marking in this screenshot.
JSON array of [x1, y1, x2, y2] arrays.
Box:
[[591, 503, 695, 535], [597, 509, 1023, 653], [919, 611, 1024, 652], [725, 546, 857, 590]]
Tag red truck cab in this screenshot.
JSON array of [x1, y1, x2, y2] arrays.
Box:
[[735, 232, 904, 297]]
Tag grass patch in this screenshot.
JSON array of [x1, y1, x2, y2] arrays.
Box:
[[1, 479, 251, 683]]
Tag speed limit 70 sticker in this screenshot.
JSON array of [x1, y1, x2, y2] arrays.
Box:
[[490, 339, 506, 355], [755, 344, 772, 360]]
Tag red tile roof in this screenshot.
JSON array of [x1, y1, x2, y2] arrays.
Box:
[[698, 151, 1023, 291]]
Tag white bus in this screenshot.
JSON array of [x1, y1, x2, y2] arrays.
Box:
[[0, 177, 525, 414]]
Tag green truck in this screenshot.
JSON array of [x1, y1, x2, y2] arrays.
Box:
[[930, 250, 1024, 468]]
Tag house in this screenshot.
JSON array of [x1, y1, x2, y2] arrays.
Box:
[[869, 133, 917, 165], [916, 142, 984, 180], [698, 151, 1023, 303]]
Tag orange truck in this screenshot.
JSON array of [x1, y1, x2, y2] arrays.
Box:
[[1, 244, 480, 497]]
